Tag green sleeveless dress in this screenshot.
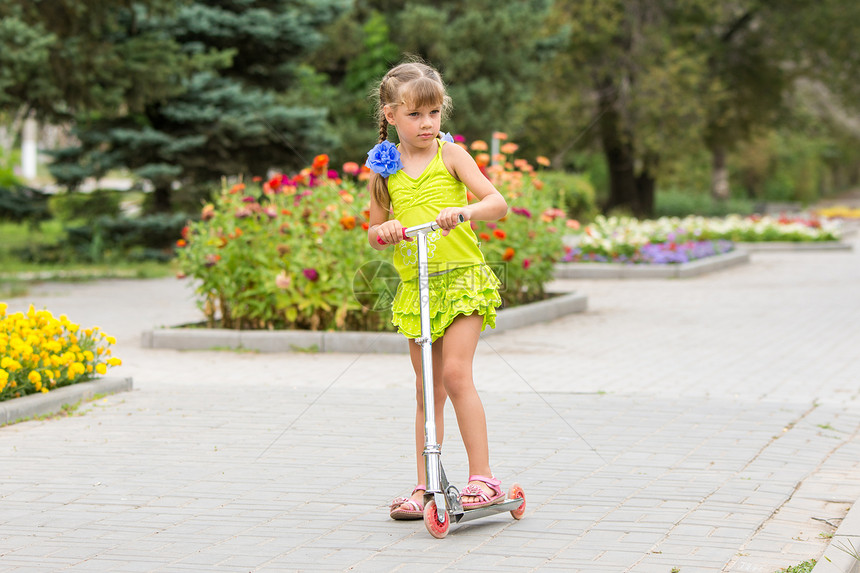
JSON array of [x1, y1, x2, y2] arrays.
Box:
[[388, 139, 501, 342]]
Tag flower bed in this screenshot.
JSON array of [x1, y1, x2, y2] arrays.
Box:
[[563, 214, 841, 264], [0, 303, 122, 402], [814, 205, 860, 220], [175, 144, 571, 331]]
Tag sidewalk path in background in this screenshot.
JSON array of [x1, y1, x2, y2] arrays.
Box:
[[1, 233, 859, 572]]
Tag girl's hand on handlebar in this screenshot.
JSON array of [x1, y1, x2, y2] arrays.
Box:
[[375, 219, 409, 246], [436, 207, 469, 235]]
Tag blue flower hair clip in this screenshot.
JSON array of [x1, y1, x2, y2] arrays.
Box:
[[365, 140, 403, 178], [439, 132, 455, 143]]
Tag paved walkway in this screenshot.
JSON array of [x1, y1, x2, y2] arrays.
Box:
[[1, 233, 859, 572]]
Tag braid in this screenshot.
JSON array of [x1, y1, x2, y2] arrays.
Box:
[[377, 116, 388, 144]]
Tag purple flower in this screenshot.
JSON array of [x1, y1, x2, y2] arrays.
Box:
[[365, 140, 403, 177], [512, 206, 532, 218], [303, 268, 319, 282]]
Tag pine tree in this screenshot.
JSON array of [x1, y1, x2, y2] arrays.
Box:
[[51, 0, 347, 211]]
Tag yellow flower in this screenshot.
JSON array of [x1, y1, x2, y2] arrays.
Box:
[[107, 357, 122, 367], [96, 363, 107, 375]]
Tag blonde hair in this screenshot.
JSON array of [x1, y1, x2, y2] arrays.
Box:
[[370, 61, 452, 210]]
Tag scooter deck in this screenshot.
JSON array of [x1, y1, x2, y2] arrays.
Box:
[[451, 498, 524, 524]]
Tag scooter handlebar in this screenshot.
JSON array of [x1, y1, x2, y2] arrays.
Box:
[[376, 214, 464, 245]]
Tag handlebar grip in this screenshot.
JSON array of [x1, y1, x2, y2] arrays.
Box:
[[376, 235, 386, 245]]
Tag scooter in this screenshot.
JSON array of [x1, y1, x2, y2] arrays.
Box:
[[381, 216, 525, 538]]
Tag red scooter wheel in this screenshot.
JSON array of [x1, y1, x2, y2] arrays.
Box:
[[509, 483, 526, 520], [424, 499, 450, 538]]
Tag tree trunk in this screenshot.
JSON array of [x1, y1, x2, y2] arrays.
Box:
[[597, 85, 639, 216], [711, 146, 730, 201], [153, 184, 172, 212], [635, 169, 655, 218]]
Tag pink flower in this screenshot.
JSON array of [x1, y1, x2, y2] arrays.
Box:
[[342, 162, 360, 176], [523, 259, 531, 269], [303, 268, 319, 282]]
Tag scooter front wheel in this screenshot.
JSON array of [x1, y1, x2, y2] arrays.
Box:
[[423, 499, 450, 538], [509, 483, 526, 520]]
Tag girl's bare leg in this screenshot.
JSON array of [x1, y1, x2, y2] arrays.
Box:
[[438, 313, 494, 504], [400, 338, 446, 507]]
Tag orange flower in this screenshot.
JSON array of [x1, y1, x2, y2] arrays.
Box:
[[493, 229, 507, 239], [475, 153, 490, 167], [361, 222, 369, 231], [339, 190, 355, 204], [312, 154, 329, 168], [479, 232, 491, 241], [566, 219, 581, 230], [229, 183, 245, 194], [175, 239, 186, 248], [340, 215, 356, 230], [466, 191, 478, 203], [536, 156, 551, 167], [501, 142, 519, 155], [502, 247, 515, 261], [342, 162, 360, 175], [493, 131, 508, 141], [470, 140, 488, 151]]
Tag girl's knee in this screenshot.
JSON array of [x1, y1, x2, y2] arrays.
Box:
[[441, 364, 474, 400]]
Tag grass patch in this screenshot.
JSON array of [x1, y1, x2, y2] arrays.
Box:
[[775, 559, 816, 573]]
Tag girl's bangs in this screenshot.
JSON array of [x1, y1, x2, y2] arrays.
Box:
[[401, 77, 445, 109]]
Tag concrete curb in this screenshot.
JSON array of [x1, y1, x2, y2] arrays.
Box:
[[554, 249, 750, 279], [0, 377, 134, 426], [812, 497, 860, 573], [738, 241, 853, 252], [141, 291, 588, 355]]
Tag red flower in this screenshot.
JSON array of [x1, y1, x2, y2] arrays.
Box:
[[479, 233, 491, 241], [493, 229, 507, 239]]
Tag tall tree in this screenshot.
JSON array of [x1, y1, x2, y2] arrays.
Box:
[[545, 0, 715, 217], [0, 0, 198, 119], [305, 0, 553, 159], [703, 0, 860, 200], [50, 0, 347, 211]]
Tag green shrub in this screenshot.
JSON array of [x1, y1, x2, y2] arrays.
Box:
[[0, 185, 51, 226], [49, 190, 122, 222], [655, 189, 755, 218], [15, 213, 190, 264], [538, 171, 599, 223]]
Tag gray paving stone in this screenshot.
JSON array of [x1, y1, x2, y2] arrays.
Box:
[[1, 235, 859, 571]]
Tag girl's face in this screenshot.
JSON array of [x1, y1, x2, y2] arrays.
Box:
[[385, 102, 442, 151]]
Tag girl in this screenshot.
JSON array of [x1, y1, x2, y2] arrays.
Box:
[[365, 61, 509, 520]]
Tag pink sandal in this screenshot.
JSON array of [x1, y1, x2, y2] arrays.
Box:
[[389, 485, 426, 520], [460, 475, 505, 510]]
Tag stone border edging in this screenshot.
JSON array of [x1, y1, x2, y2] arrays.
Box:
[[0, 376, 134, 426], [811, 496, 860, 573], [554, 249, 750, 280], [141, 291, 588, 355], [738, 241, 853, 252]]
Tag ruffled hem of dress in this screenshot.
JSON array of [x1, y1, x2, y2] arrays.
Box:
[[390, 264, 501, 342]]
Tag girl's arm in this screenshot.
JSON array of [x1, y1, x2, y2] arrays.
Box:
[[437, 143, 508, 230], [367, 192, 408, 250]]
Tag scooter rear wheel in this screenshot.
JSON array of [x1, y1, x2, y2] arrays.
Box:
[[508, 483, 526, 520], [423, 499, 450, 538]]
